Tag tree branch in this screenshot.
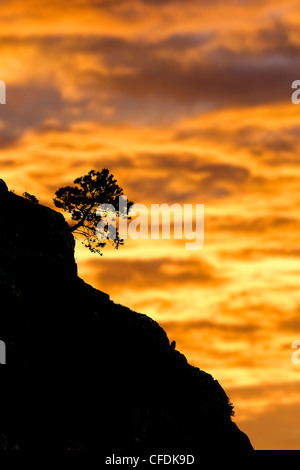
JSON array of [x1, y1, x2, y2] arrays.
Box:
[[69, 203, 94, 233]]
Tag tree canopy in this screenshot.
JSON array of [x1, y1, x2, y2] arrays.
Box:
[[53, 169, 133, 255]]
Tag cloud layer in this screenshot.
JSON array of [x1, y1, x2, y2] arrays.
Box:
[[0, 0, 300, 449]]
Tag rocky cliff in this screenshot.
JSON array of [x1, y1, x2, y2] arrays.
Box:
[[0, 189, 254, 452]]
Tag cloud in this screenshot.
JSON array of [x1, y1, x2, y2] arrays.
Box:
[[160, 318, 260, 337], [81, 256, 225, 293], [211, 215, 299, 234], [118, 155, 253, 203], [2, 28, 297, 132], [218, 247, 300, 261]]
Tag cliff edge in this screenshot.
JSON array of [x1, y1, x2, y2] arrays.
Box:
[[0, 190, 254, 452]]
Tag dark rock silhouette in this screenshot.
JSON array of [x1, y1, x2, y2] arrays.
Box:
[[0, 188, 254, 452], [0, 178, 8, 195]]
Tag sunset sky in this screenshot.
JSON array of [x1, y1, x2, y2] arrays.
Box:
[[1, 0, 300, 449]]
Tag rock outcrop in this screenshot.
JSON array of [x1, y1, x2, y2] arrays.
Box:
[[0, 189, 254, 452]]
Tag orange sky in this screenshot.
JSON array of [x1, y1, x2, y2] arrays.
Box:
[[1, 0, 300, 450]]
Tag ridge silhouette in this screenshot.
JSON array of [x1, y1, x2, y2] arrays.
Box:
[[0, 185, 254, 452]]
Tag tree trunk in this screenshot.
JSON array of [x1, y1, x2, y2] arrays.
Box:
[[69, 204, 94, 233]]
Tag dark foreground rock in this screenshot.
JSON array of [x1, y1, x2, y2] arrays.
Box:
[[0, 190, 254, 452]]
